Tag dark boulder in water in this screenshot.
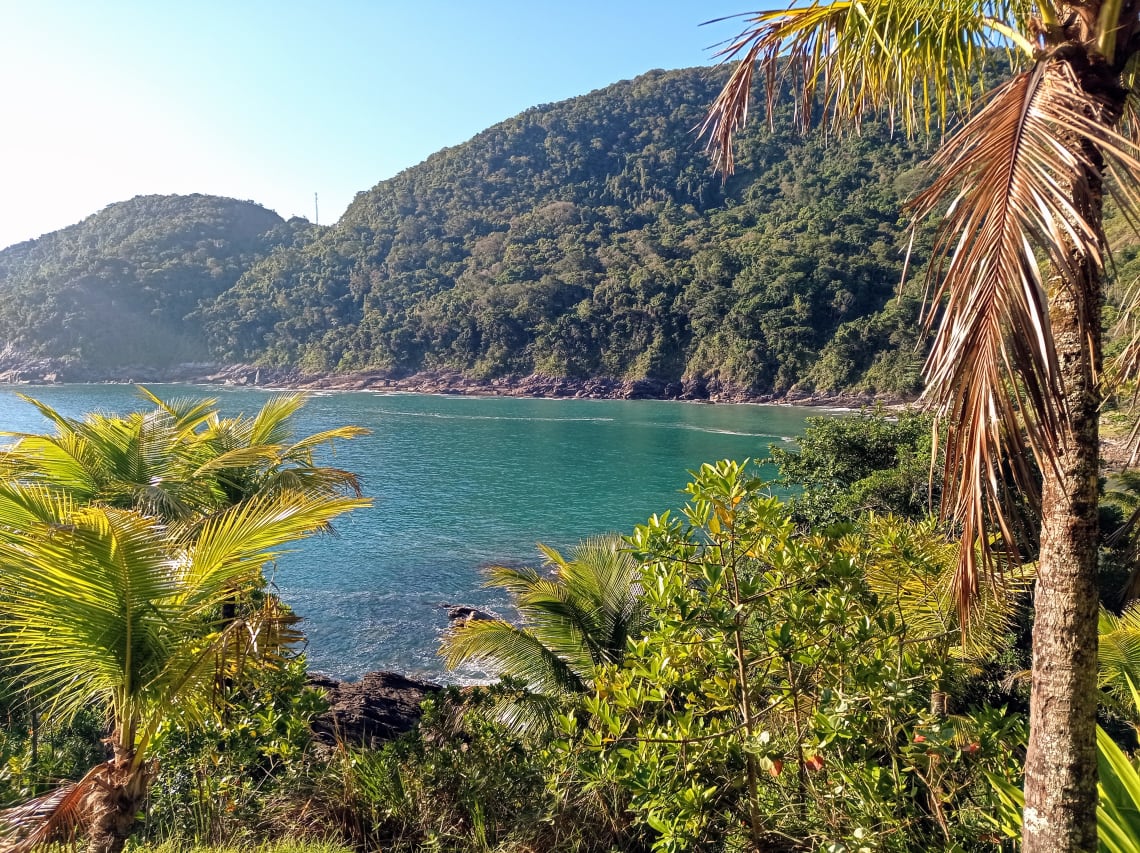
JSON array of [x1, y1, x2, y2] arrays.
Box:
[[443, 604, 498, 626]]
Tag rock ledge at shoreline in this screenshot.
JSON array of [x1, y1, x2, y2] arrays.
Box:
[[308, 670, 442, 749], [0, 351, 905, 409]]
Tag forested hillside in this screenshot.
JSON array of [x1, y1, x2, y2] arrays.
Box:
[[203, 66, 930, 396], [0, 195, 309, 368], [2, 67, 941, 394]]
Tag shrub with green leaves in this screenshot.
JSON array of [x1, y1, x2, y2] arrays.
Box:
[[321, 686, 631, 853], [141, 658, 329, 847], [566, 461, 1023, 853], [769, 408, 938, 528]]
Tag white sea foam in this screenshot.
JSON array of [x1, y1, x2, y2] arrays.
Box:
[[376, 409, 614, 423]]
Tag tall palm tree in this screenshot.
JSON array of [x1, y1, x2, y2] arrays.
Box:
[[440, 535, 647, 735], [0, 482, 368, 853], [703, 3, 1140, 849]]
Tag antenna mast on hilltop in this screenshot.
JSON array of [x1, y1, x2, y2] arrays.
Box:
[[314, 193, 319, 226]]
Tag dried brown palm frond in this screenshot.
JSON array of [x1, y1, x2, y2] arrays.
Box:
[[0, 763, 99, 853], [701, 0, 1037, 173], [912, 58, 1140, 614], [1102, 54, 1140, 419]]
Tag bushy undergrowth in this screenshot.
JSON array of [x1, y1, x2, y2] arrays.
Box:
[[118, 461, 1037, 852], [16, 407, 1136, 852], [127, 842, 353, 853], [139, 658, 328, 847]]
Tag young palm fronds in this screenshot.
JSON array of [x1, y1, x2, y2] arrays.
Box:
[[0, 483, 368, 853], [440, 535, 647, 736], [0, 389, 366, 538], [856, 514, 1031, 665]]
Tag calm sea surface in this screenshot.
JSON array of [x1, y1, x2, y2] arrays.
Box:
[[0, 385, 822, 682]]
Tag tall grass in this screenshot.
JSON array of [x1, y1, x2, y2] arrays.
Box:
[[128, 842, 354, 853]]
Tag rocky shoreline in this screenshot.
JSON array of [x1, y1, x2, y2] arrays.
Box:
[[308, 670, 442, 749], [0, 350, 904, 409]]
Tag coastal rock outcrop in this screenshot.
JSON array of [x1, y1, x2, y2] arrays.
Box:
[[308, 670, 442, 749], [444, 605, 497, 626]]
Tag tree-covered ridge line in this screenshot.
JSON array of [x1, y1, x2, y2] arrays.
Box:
[[0, 67, 931, 397], [0, 194, 314, 371]]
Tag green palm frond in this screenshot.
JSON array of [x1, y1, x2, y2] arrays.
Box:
[[177, 490, 369, 610], [703, 0, 1036, 172], [136, 386, 219, 435], [0, 431, 101, 501], [441, 535, 646, 734], [988, 726, 1140, 853], [481, 687, 565, 740], [2, 400, 216, 517], [2, 392, 369, 527], [1098, 603, 1140, 718], [441, 619, 588, 696], [0, 481, 80, 529], [857, 515, 1030, 662], [0, 486, 366, 757], [0, 504, 187, 727], [247, 393, 306, 446], [483, 563, 545, 597], [280, 424, 371, 458]]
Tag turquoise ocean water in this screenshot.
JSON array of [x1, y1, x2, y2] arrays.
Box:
[[0, 385, 820, 682]]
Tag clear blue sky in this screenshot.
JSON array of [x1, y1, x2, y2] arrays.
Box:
[[0, 1, 746, 250]]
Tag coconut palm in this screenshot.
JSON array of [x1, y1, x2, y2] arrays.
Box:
[[0, 388, 365, 531], [705, 3, 1140, 848], [0, 481, 368, 853], [857, 514, 1032, 670], [440, 535, 647, 735]]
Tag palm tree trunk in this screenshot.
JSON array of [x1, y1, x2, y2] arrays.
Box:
[[85, 761, 151, 853], [1021, 49, 1130, 850], [1022, 255, 1102, 852]]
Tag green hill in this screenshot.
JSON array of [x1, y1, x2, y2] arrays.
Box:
[[2, 68, 940, 395], [0, 194, 308, 369], [202, 66, 929, 396]]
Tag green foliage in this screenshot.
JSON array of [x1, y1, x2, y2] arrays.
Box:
[[858, 514, 1031, 670], [192, 67, 927, 395], [440, 535, 647, 735], [567, 461, 1022, 852], [0, 393, 368, 851], [0, 486, 363, 752], [322, 687, 629, 853], [1098, 603, 1140, 720], [769, 407, 939, 527], [143, 658, 329, 846], [0, 388, 366, 530], [0, 703, 106, 805]]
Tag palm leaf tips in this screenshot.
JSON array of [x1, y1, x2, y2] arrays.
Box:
[[441, 534, 646, 735]]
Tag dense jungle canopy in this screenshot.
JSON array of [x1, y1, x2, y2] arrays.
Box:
[[9, 65, 1134, 396]]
